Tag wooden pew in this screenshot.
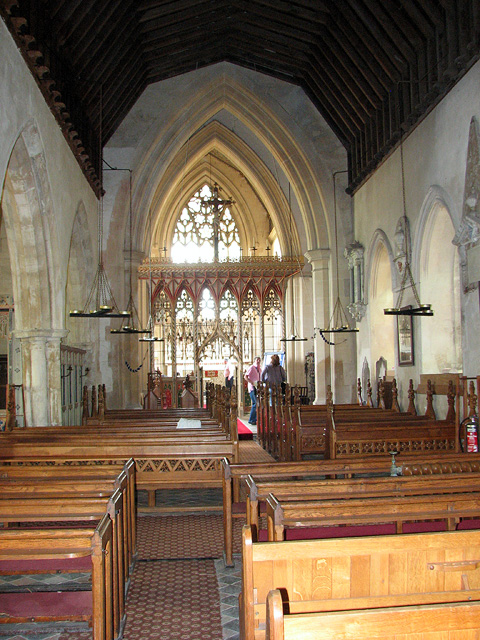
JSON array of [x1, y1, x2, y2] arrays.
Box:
[[0, 489, 126, 637], [222, 456, 401, 566], [0, 434, 238, 508], [245, 470, 480, 534], [265, 593, 480, 640], [222, 453, 480, 566], [0, 516, 114, 640], [0, 458, 137, 572], [241, 525, 480, 640], [266, 490, 480, 541]]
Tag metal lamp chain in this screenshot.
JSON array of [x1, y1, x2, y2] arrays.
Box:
[[399, 140, 421, 308]]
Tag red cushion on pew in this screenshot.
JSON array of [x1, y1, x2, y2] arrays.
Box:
[[285, 523, 397, 539], [0, 556, 92, 573], [402, 521, 447, 533], [456, 519, 480, 530], [232, 502, 246, 515], [0, 590, 92, 620], [257, 523, 396, 541]]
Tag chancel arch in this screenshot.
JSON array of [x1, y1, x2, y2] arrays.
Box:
[[129, 70, 335, 258], [418, 192, 462, 373]]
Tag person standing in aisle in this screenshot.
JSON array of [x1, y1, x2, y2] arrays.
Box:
[[224, 357, 234, 391], [244, 356, 261, 425], [261, 354, 286, 402]]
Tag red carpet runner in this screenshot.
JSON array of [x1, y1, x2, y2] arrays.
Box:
[[237, 418, 253, 440]]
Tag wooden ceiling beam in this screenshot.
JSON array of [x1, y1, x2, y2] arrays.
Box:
[[410, 0, 445, 30], [345, 0, 413, 68], [317, 28, 384, 107], [382, 0, 436, 40], [83, 40, 144, 112], [323, 23, 391, 94], [138, 0, 215, 22], [228, 1, 325, 36], [308, 47, 373, 124], [78, 19, 141, 96], [303, 66, 365, 134], [140, 2, 232, 35], [250, 0, 330, 24], [48, 0, 83, 36], [102, 75, 147, 144], [226, 42, 303, 76], [67, 2, 133, 62], [361, 0, 421, 61], [53, 0, 98, 47], [332, 0, 402, 82]]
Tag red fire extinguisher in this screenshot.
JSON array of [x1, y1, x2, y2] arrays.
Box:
[[460, 415, 480, 453]]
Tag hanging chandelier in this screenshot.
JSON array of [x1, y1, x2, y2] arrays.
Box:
[[315, 171, 358, 345], [384, 137, 433, 317], [70, 86, 130, 320]]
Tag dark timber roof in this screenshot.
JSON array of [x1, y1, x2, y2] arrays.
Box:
[[1, 1, 480, 195]]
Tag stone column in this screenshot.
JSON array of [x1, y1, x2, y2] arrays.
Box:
[[14, 329, 68, 426], [305, 249, 331, 404]]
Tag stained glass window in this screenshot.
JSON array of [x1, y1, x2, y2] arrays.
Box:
[[171, 184, 241, 262]]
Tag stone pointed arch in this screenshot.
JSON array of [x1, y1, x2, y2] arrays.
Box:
[[1, 120, 66, 425], [2, 121, 62, 330], [146, 121, 302, 258], [65, 201, 95, 348], [365, 229, 396, 305], [417, 187, 462, 373], [127, 66, 336, 257]]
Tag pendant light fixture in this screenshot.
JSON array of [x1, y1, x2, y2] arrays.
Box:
[[111, 170, 151, 334], [315, 170, 358, 345], [70, 85, 130, 319], [384, 136, 433, 317]]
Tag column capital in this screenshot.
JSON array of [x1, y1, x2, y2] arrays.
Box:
[[13, 328, 69, 341], [305, 248, 330, 266]]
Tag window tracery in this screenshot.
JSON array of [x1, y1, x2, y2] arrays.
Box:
[[171, 184, 241, 263]]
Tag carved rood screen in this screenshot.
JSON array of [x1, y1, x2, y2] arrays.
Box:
[[138, 257, 303, 378]]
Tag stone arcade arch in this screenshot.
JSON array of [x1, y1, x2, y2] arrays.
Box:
[[367, 231, 395, 401], [1, 122, 65, 425], [418, 191, 462, 374]]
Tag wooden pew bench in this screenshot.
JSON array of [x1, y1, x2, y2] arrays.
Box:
[[265, 490, 480, 541], [325, 419, 456, 459], [0, 489, 127, 637], [289, 404, 417, 460], [0, 459, 137, 574], [0, 515, 114, 640], [221, 453, 480, 566], [245, 470, 480, 535], [0, 432, 239, 507], [222, 456, 401, 566], [265, 594, 480, 640], [241, 525, 480, 640]]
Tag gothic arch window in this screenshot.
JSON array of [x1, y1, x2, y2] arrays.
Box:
[[175, 289, 195, 364], [197, 287, 216, 349], [171, 184, 241, 262], [263, 286, 283, 352], [153, 289, 172, 369], [242, 286, 261, 362], [219, 287, 238, 350]]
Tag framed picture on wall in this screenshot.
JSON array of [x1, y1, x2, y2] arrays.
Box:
[[397, 307, 414, 366]]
